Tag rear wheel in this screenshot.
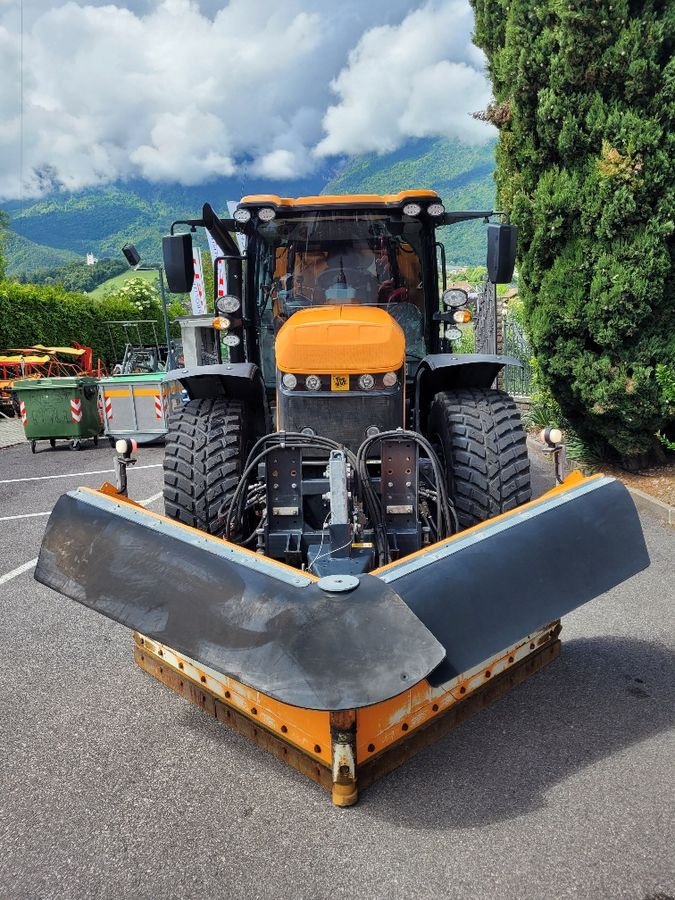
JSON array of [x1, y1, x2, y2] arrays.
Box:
[[163, 397, 249, 538], [427, 388, 531, 530]]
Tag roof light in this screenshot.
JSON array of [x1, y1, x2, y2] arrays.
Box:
[[427, 203, 445, 217], [402, 203, 422, 217], [233, 208, 252, 223], [258, 207, 276, 222]]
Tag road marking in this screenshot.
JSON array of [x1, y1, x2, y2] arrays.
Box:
[[0, 463, 162, 485], [140, 491, 164, 505], [0, 558, 38, 586], [0, 490, 165, 585], [0, 512, 50, 521]]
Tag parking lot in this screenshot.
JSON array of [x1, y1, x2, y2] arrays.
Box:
[[0, 434, 673, 900]]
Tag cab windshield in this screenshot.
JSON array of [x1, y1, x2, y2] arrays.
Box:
[[253, 210, 428, 382]]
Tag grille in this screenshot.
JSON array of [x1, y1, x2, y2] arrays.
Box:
[[278, 390, 403, 452]]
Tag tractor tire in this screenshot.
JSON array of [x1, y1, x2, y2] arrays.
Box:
[[163, 397, 249, 538], [427, 388, 531, 530]]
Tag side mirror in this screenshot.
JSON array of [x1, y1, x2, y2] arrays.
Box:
[[486, 223, 517, 284], [162, 234, 194, 293]]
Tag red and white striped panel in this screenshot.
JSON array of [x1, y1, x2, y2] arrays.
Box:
[[105, 396, 113, 421], [19, 400, 27, 425], [70, 398, 83, 423], [154, 394, 163, 419]]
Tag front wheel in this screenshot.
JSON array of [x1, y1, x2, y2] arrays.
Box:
[[427, 388, 531, 530], [163, 397, 250, 538]]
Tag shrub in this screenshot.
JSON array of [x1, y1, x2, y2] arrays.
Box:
[[471, 0, 675, 461]]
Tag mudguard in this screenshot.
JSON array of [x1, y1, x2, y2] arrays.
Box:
[[35, 474, 649, 710]]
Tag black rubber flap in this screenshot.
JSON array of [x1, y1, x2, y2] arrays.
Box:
[[35, 490, 445, 710], [379, 477, 650, 685]]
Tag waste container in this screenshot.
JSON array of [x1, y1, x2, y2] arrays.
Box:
[[13, 376, 101, 452], [98, 373, 184, 444]]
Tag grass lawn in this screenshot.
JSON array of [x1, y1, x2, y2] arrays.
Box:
[[89, 268, 159, 298]]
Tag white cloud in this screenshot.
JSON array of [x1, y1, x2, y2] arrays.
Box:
[[0, 0, 494, 200], [315, 1, 493, 157]]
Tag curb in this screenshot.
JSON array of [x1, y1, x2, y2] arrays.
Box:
[[624, 486, 675, 527], [526, 435, 674, 528], [0, 419, 26, 449]]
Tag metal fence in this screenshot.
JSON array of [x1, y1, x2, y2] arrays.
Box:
[[502, 318, 533, 396]]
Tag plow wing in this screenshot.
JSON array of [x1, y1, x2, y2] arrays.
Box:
[[35, 475, 649, 710]]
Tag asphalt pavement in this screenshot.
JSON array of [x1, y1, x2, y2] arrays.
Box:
[[0, 439, 673, 900]]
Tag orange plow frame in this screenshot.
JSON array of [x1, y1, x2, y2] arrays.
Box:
[[133, 623, 561, 806]]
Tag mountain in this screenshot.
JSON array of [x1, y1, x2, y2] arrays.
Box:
[[322, 137, 496, 266], [2, 138, 496, 276]]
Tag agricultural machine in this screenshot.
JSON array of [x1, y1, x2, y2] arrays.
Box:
[[36, 191, 648, 805]]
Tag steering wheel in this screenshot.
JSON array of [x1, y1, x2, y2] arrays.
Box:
[[317, 267, 366, 290]]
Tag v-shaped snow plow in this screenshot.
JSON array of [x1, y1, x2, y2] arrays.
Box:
[[36, 470, 648, 805], [35, 194, 650, 804]]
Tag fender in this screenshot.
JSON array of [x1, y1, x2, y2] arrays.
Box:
[[166, 363, 270, 430], [414, 353, 520, 431]]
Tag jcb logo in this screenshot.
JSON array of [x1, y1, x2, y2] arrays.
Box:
[[331, 375, 349, 392]]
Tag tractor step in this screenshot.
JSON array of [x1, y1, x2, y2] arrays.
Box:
[[133, 625, 561, 806]]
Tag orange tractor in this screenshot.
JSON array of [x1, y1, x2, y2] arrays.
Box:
[[36, 192, 648, 805]]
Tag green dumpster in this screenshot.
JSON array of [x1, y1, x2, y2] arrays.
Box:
[[13, 377, 101, 453]]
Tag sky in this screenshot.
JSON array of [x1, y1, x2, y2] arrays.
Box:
[[0, 0, 495, 201]]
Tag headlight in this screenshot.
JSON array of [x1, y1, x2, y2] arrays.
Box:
[[301, 427, 316, 436], [358, 374, 375, 391], [382, 371, 398, 387], [222, 333, 241, 347], [446, 326, 462, 341], [233, 208, 251, 223], [282, 373, 297, 389], [442, 288, 468, 308], [211, 316, 231, 331], [258, 207, 276, 222], [453, 309, 472, 323], [402, 202, 422, 217], [427, 203, 445, 217], [305, 374, 321, 391], [365, 426, 380, 438], [216, 294, 241, 314]]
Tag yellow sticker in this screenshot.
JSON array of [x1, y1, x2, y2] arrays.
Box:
[[331, 374, 350, 392]]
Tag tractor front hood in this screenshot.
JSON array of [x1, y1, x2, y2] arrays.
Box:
[[35, 474, 649, 711]]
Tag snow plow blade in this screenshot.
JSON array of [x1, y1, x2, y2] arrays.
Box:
[[35, 487, 446, 711], [374, 474, 649, 684], [35, 475, 648, 710]]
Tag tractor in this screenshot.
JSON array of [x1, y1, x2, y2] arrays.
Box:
[[36, 191, 648, 805]]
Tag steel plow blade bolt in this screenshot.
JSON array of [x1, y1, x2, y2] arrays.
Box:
[[375, 476, 650, 686], [35, 489, 445, 711]]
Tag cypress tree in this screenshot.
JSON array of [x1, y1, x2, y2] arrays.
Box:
[[471, 0, 675, 460]]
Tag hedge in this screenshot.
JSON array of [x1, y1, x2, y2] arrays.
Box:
[[0, 280, 166, 368]]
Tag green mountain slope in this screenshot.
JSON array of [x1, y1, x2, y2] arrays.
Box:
[[322, 138, 497, 265], [2, 138, 496, 276], [5, 231, 79, 274]]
